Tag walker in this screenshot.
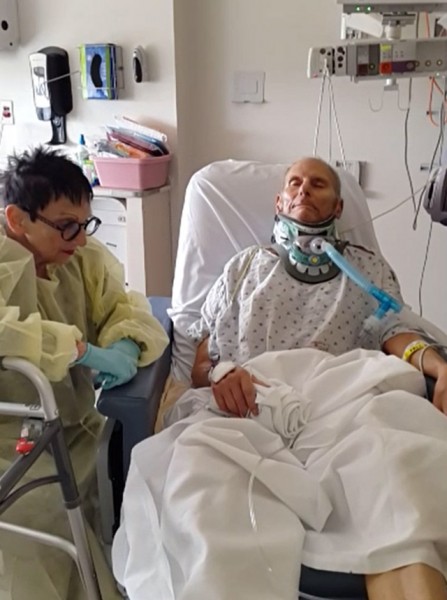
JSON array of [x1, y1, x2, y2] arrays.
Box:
[[0, 357, 102, 600]]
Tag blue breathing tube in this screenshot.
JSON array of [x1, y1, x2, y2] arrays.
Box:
[[316, 240, 403, 319]]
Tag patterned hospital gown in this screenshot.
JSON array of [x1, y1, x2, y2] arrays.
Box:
[[187, 245, 411, 364]]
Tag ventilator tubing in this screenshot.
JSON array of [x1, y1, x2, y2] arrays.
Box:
[[321, 241, 402, 319], [321, 240, 447, 346]]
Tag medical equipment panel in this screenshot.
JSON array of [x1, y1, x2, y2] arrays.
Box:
[[309, 37, 447, 80], [338, 1, 447, 13]]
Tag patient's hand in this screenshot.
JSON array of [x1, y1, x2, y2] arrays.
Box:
[[211, 367, 264, 417], [433, 365, 447, 415]]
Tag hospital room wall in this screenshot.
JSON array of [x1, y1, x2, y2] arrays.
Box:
[[174, 0, 447, 331], [0, 0, 179, 207]]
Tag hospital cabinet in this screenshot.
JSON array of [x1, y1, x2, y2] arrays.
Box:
[[92, 185, 172, 296]]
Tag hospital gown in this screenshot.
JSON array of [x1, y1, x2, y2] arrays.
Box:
[[188, 244, 411, 361], [0, 217, 168, 600]]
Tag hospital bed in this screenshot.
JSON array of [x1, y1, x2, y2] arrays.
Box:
[[112, 158, 403, 600]]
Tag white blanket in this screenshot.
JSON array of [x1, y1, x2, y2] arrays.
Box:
[[112, 348, 447, 600]]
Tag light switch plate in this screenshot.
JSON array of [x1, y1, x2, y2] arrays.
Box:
[[232, 71, 265, 103]]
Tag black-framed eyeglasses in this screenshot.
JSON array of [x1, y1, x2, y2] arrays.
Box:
[[33, 214, 102, 241]]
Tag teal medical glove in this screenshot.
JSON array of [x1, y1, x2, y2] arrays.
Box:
[[76, 342, 138, 387], [93, 339, 141, 390], [106, 339, 141, 361]]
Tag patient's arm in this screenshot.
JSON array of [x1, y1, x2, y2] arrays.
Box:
[[191, 337, 213, 388], [383, 332, 447, 414], [190, 337, 260, 417], [383, 333, 446, 378]]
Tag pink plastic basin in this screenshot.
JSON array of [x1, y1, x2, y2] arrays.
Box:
[[93, 154, 171, 190]]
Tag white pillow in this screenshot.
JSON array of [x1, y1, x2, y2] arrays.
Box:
[[169, 159, 380, 382]]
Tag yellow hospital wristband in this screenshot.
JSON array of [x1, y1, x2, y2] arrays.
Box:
[[402, 340, 428, 363]]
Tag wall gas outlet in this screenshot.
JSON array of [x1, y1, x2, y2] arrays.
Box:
[[308, 47, 335, 78], [0, 100, 14, 124]]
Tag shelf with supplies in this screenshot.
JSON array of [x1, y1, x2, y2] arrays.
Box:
[[92, 185, 172, 297]]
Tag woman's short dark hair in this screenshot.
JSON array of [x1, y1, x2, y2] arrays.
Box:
[[0, 146, 93, 219]]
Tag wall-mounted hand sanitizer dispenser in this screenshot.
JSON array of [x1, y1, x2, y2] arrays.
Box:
[[29, 47, 73, 145], [0, 0, 19, 50]]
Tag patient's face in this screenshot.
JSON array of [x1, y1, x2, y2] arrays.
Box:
[[276, 158, 343, 224]]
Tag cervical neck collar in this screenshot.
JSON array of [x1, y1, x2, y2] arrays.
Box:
[[272, 213, 346, 284]]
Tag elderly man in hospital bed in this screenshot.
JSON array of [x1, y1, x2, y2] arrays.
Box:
[[113, 157, 447, 600], [0, 147, 168, 599]]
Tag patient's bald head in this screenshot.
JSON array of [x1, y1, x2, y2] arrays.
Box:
[[276, 157, 343, 225], [285, 158, 341, 197]]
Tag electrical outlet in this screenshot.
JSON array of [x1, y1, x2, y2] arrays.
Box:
[[0, 100, 14, 125]]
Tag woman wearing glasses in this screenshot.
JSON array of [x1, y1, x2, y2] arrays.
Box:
[[0, 147, 168, 599]]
